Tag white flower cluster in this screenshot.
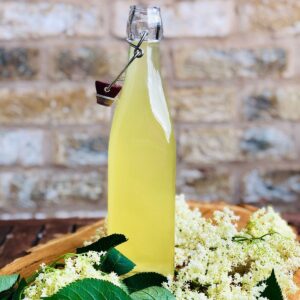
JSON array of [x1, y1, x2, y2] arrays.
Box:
[[23, 251, 120, 300], [23, 195, 300, 300], [164, 195, 300, 300]]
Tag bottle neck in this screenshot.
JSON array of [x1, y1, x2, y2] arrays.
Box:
[[127, 6, 163, 42], [126, 41, 161, 82], [122, 40, 171, 141]]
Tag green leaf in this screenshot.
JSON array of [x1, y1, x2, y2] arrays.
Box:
[[101, 248, 135, 276], [131, 287, 175, 300], [119, 282, 130, 295], [0, 274, 19, 293], [123, 272, 167, 293], [260, 270, 284, 300], [26, 271, 40, 285], [43, 278, 132, 300], [12, 278, 27, 300], [77, 234, 127, 254], [0, 292, 12, 300]]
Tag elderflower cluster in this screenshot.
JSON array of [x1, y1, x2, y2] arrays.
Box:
[[23, 251, 120, 300], [23, 195, 300, 300], [164, 195, 300, 300]]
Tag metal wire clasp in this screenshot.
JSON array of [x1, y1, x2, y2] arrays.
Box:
[[95, 31, 148, 106], [105, 31, 148, 93]]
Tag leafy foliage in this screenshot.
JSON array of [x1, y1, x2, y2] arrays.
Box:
[[43, 278, 132, 300], [260, 270, 284, 300], [123, 272, 167, 293], [77, 234, 127, 254], [0, 274, 19, 293], [12, 279, 27, 300], [131, 286, 175, 300], [1, 235, 287, 300], [0, 234, 173, 300], [101, 248, 135, 275]]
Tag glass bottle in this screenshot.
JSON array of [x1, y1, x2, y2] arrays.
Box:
[[107, 5, 176, 276]]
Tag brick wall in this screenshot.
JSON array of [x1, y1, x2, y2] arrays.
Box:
[[0, 0, 300, 218]]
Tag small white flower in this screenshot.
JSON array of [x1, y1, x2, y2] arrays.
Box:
[[168, 195, 300, 299], [23, 250, 119, 300]]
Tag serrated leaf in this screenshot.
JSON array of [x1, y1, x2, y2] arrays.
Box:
[[77, 234, 127, 254], [0, 274, 19, 293], [260, 270, 284, 300], [12, 278, 27, 300], [130, 286, 175, 300], [101, 248, 135, 275], [119, 282, 130, 295], [123, 272, 167, 293], [43, 278, 132, 300]]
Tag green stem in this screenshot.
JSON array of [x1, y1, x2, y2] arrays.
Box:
[[232, 232, 277, 243]]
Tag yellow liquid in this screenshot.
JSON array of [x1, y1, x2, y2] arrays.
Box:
[[108, 42, 176, 276]]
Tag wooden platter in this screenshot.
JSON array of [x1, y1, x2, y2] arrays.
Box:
[[0, 202, 299, 299]]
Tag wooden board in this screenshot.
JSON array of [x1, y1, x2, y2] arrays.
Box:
[[0, 219, 97, 268], [0, 202, 299, 299]]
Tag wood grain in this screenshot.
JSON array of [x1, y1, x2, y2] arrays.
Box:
[[0, 202, 299, 299], [0, 219, 98, 268], [0, 220, 104, 278]]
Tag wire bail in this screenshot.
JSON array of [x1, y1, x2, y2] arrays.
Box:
[[104, 31, 148, 93], [95, 31, 148, 106]]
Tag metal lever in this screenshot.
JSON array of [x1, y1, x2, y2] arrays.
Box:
[[104, 31, 148, 93]]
